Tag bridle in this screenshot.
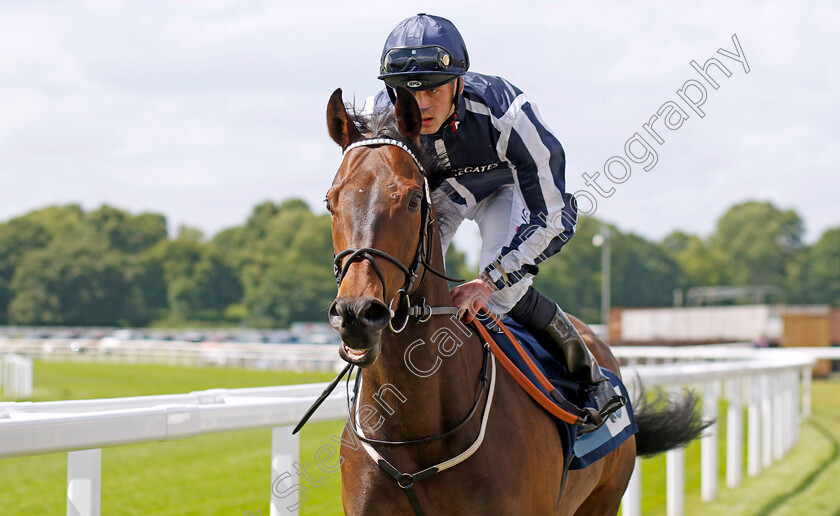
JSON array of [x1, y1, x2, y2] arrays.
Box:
[[333, 137, 462, 333]]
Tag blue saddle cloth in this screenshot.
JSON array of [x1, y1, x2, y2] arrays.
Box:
[[484, 316, 637, 469]]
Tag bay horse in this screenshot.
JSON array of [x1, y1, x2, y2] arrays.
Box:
[[325, 86, 706, 515]]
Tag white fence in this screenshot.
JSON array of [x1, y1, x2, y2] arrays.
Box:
[[0, 354, 33, 399], [0, 338, 345, 373], [612, 346, 834, 516], [0, 346, 836, 515]]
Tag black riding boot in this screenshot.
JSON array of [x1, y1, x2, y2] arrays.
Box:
[[509, 287, 626, 432]]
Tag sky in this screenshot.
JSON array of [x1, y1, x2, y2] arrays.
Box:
[[1, 1, 837, 265]]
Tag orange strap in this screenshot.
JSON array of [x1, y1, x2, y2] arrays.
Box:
[[471, 312, 580, 425]]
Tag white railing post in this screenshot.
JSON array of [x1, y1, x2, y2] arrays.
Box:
[[792, 371, 801, 444], [791, 371, 800, 446], [701, 381, 719, 501], [67, 449, 101, 516], [667, 385, 686, 516], [772, 374, 783, 461], [725, 378, 743, 488], [761, 374, 773, 468], [666, 446, 685, 516], [621, 457, 642, 516], [271, 427, 302, 516], [0, 355, 6, 397], [747, 375, 762, 476], [0, 355, 33, 399], [782, 372, 793, 453], [801, 366, 811, 420], [21, 356, 34, 398]]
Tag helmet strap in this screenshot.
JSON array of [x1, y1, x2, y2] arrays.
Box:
[[450, 77, 463, 131]]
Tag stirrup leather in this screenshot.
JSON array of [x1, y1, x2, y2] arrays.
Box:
[[578, 392, 628, 434]]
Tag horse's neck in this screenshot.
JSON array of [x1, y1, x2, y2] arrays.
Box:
[[358, 219, 484, 439]]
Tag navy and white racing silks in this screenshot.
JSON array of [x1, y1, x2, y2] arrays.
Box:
[[370, 71, 578, 313]]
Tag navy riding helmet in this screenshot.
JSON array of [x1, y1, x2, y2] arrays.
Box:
[[378, 13, 469, 91]]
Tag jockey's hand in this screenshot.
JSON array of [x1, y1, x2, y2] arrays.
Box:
[[450, 275, 496, 324]]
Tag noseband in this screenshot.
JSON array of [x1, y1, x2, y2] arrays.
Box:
[[333, 138, 462, 332]]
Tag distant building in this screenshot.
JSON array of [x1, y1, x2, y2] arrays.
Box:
[[610, 304, 839, 376]]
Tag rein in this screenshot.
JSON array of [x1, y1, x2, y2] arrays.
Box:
[[347, 342, 491, 447]]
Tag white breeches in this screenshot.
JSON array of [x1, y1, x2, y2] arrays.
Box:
[[433, 185, 533, 315]]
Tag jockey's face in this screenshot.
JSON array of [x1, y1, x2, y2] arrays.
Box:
[[411, 79, 461, 134]]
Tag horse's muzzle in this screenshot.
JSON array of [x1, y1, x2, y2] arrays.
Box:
[[329, 297, 390, 365]]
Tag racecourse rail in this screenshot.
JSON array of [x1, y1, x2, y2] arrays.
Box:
[[1, 344, 837, 516], [0, 338, 346, 372]]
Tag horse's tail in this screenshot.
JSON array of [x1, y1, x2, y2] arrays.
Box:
[[633, 387, 712, 457]]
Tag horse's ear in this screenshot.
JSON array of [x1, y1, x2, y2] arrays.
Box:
[[393, 86, 422, 143], [327, 88, 362, 151]]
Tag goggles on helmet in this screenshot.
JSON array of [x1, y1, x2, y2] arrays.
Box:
[[381, 45, 467, 74]]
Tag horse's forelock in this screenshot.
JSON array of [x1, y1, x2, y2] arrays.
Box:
[[349, 108, 445, 183]]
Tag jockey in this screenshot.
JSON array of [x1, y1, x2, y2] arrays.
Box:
[[372, 13, 624, 430]]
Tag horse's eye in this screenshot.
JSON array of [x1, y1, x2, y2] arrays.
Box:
[[325, 198, 332, 213], [408, 193, 422, 210]]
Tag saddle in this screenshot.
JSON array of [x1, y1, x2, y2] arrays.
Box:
[[473, 315, 637, 470]]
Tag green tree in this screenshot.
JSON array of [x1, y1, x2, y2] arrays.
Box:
[[611, 232, 681, 307], [534, 219, 680, 321], [0, 219, 52, 322], [212, 199, 337, 327], [244, 203, 335, 327], [131, 253, 168, 324], [801, 227, 840, 306], [444, 243, 476, 289], [176, 225, 205, 243], [661, 231, 693, 257], [8, 237, 136, 326], [662, 232, 731, 289], [532, 218, 602, 322], [146, 238, 242, 322], [20, 205, 84, 239], [710, 201, 804, 287], [85, 205, 167, 254], [1, 206, 170, 326], [245, 256, 336, 328]]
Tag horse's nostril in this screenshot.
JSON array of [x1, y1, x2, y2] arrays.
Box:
[[359, 300, 391, 329], [331, 297, 389, 331], [329, 299, 347, 330], [329, 300, 340, 319]]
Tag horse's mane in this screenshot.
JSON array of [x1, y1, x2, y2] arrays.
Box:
[[351, 108, 447, 186]]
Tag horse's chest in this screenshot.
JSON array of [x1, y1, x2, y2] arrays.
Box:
[[340, 429, 561, 515]]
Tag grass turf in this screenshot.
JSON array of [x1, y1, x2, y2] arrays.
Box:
[[2, 361, 838, 515], [1, 361, 342, 515], [634, 377, 840, 516]]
